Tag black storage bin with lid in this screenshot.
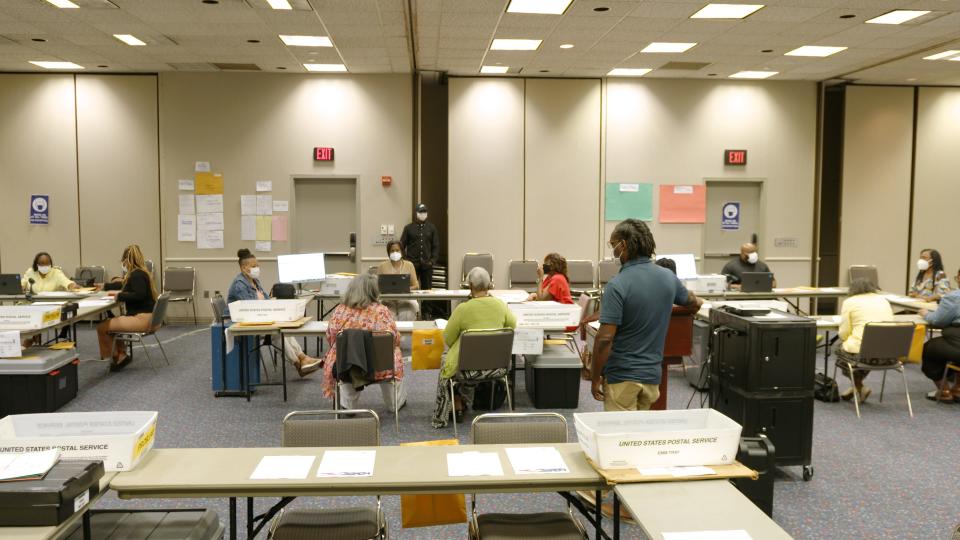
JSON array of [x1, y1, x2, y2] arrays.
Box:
[[0, 459, 104, 527], [0, 348, 79, 418], [524, 343, 582, 409]]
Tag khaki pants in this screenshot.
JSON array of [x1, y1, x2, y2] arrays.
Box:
[[604, 381, 660, 411]]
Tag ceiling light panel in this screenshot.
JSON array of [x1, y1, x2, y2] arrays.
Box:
[[265, 0, 291, 8], [45, 0, 79, 7], [729, 70, 777, 79], [481, 65, 509, 73], [608, 68, 652, 77], [690, 4, 764, 20], [30, 61, 84, 69], [491, 39, 542, 51], [280, 35, 332, 47], [113, 34, 146, 46], [784, 46, 846, 57], [506, 0, 573, 15], [923, 50, 960, 60], [865, 10, 930, 25], [303, 63, 347, 72], [642, 42, 697, 53]]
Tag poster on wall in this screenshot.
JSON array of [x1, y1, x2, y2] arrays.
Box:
[[721, 202, 740, 231], [604, 183, 652, 221], [659, 185, 706, 223], [29, 195, 49, 225]]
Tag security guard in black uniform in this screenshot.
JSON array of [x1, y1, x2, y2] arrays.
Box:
[[400, 203, 439, 290]]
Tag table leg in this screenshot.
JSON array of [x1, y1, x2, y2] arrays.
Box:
[[241, 337, 250, 402], [229, 497, 236, 540], [595, 489, 602, 540], [82, 510, 91, 539], [612, 493, 620, 540], [280, 331, 288, 402], [247, 497, 254, 539]]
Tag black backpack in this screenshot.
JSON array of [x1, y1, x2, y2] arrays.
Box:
[[271, 283, 297, 299], [814, 373, 840, 402]]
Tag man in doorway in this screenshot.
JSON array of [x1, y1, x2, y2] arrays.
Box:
[[721, 242, 776, 289], [400, 203, 439, 291]]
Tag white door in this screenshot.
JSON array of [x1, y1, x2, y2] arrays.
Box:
[[293, 177, 358, 274], [703, 180, 764, 274]]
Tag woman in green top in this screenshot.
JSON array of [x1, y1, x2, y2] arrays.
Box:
[[431, 266, 517, 428]]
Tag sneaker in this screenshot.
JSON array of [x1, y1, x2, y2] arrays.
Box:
[[296, 358, 321, 377], [858, 386, 872, 403], [840, 387, 856, 401]]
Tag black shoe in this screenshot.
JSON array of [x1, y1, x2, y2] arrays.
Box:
[[109, 356, 131, 372]]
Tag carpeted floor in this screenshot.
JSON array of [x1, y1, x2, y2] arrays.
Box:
[[53, 323, 960, 539]]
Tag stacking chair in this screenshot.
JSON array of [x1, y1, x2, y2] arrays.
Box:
[[163, 267, 198, 325], [73, 265, 106, 286], [507, 260, 539, 292], [461, 253, 494, 287], [110, 293, 171, 368], [597, 259, 620, 288], [334, 331, 402, 434], [470, 413, 586, 539], [270, 410, 386, 540], [450, 329, 514, 437], [848, 265, 879, 287], [566, 260, 596, 294], [832, 322, 915, 418]]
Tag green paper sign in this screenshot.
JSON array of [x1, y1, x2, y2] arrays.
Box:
[[605, 183, 652, 221]]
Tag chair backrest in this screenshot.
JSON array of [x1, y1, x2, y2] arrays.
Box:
[[74, 265, 105, 284], [282, 410, 380, 447], [150, 293, 171, 329], [567, 260, 596, 289], [472, 412, 567, 445], [508, 260, 539, 290], [848, 265, 879, 286], [370, 331, 395, 373], [578, 293, 599, 322], [598, 259, 620, 286], [367, 265, 379, 275], [458, 329, 514, 372], [210, 295, 227, 324], [462, 253, 494, 281], [859, 322, 916, 359], [163, 267, 195, 294]]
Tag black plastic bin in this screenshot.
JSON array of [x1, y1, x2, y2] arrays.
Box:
[[0, 460, 104, 527], [524, 344, 582, 409], [0, 348, 78, 418]]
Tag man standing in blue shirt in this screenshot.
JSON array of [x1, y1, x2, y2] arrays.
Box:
[[591, 219, 702, 410]]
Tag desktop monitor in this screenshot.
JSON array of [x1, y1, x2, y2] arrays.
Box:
[[655, 253, 697, 280], [277, 253, 326, 284]]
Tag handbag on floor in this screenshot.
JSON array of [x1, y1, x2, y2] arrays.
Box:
[[400, 439, 467, 528], [473, 380, 507, 411], [412, 329, 444, 370], [814, 372, 840, 402]]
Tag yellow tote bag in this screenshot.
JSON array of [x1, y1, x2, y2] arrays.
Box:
[[905, 323, 926, 364], [400, 439, 467, 528], [412, 329, 444, 370]]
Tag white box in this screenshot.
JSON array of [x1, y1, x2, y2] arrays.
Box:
[[0, 411, 158, 472], [0, 305, 62, 331], [319, 274, 355, 295], [228, 299, 308, 324], [574, 409, 742, 469], [509, 301, 582, 328], [683, 274, 728, 294]]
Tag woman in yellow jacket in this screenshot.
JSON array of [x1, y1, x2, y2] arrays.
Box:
[[21, 252, 79, 293], [837, 278, 894, 402]]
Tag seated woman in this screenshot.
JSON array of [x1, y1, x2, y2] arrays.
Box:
[[227, 249, 320, 377], [526, 252, 574, 304], [21, 252, 79, 293], [432, 267, 517, 428], [909, 248, 951, 302], [322, 274, 406, 410], [836, 277, 894, 402], [919, 267, 960, 401], [376, 240, 420, 321], [97, 245, 158, 371]]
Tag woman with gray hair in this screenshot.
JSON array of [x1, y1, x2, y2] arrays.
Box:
[[836, 277, 894, 402], [321, 273, 406, 409], [431, 267, 517, 428]]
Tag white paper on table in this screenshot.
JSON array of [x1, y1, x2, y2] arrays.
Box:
[[435, 318, 448, 330], [196, 194, 224, 214], [272, 200, 289, 212], [197, 212, 224, 231], [0, 331, 21, 358], [178, 194, 195, 215], [670, 466, 716, 477], [256, 180, 272, 192], [505, 447, 569, 474], [492, 290, 530, 304], [195, 161, 211, 172], [78, 298, 114, 308], [30, 301, 67, 305], [662, 531, 752, 540], [257, 195, 273, 215], [638, 467, 671, 476], [178, 179, 194, 191], [0, 449, 60, 481], [512, 328, 544, 355], [198, 229, 224, 249], [241, 215, 257, 241], [241, 195, 257, 216], [316, 450, 376, 477], [250, 455, 315, 480], [178, 215, 197, 242], [755, 312, 788, 319], [447, 451, 504, 477], [255, 241, 271, 252], [395, 321, 415, 331]]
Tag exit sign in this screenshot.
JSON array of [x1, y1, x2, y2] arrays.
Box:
[[724, 149, 747, 165], [314, 147, 334, 161]]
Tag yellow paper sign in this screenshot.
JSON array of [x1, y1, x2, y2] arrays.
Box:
[[256, 216, 272, 241], [194, 172, 224, 195]]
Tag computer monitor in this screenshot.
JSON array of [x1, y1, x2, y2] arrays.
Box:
[[655, 253, 697, 280], [277, 253, 326, 284]]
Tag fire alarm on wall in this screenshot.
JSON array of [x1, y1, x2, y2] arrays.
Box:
[[381, 175, 392, 186]]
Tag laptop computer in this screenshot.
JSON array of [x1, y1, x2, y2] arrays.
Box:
[[741, 272, 774, 293], [378, 274, 411, 294], [0, 274, 23, 295]]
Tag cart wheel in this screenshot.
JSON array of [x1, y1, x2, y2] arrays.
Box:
[[802, 465, 814, 481]]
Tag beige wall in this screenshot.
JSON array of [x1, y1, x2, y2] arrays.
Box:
[[913, 87, 960, 281], [839, 86, 914, 293]]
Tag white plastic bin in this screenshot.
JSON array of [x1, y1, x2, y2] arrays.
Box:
[[227, 299, 308, 324], [0, 305, 62, 331]]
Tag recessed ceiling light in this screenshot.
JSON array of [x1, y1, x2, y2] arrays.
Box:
[[641, 42, 697, 53], [691, 4, 764, 19], [924, 50, 960, 60], [491, 38, 542, 51], [44, 0, 78, 8], [277, 66, 287, 70], [560, 43, 574, 49], [865, 10, 929, 25], [761, 49, 773, 53], [539, 69, 549, 73], [506, 0, 573, 15], [839, 14, 856, 19], [593, 7, 609, 12], [907, 78, 917, 81], [303, 63, 346, 72], [30, 61, 83, 70], [607, 68, 652, 77], [708, 73, 718, 76], [113, 34, 146, 46], [280, 35, 332, 47], [265, 0, 292, 9], [247, 39, 261, 43], [32, 38, 47, 42], [98, 64, 107, 67], [730, 70, 777, 79], [785, 46, 847, 57], [202, 0, 218, 4], [480, 65, 510, 74]]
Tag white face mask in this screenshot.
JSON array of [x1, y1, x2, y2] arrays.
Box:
[[121, 264, 128, 274], [917, 259, 930, 272], [389, 251, 402, 262], [416, 212, 428, 221], [37, 265, 51, 275], [746, 252, 759, 264], [248, 266, 261, 279]]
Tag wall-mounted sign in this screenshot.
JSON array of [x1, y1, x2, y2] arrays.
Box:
[[724, 149, 747, 166], [29, 195, 49, 225], [314, 147, 334, 161], [721, 201, 740, 231]]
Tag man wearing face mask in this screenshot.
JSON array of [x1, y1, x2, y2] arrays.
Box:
[[721, 242, 776, 290], [400, 203, 439, 291], [21, 252, 80, 293]]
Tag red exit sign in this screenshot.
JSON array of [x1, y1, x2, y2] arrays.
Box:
[[725, 149, 747, 165], [314, 147, 334, 161]]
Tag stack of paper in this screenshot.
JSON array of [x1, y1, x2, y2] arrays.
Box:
[[447, 452, 504, 477], [250, 456, 315, 480], [435, 319, 448, 330], [0, 449, 60, 482], [637, 465, 717, 478], [505, 447, 569, 474], [316, 450, 376, 477]]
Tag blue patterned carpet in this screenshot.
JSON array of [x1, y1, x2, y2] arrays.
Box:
[[55, 324, 960, 539]]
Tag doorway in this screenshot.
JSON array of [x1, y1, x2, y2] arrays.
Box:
[[293, 177, 358, 274], [703, 179, 765, 274]]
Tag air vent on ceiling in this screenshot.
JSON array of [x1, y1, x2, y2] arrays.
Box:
[[213, 63, 262, 71], [168, 63, 216, 71], [243, 0, 312, 9], [659, 61, 711, 71]]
